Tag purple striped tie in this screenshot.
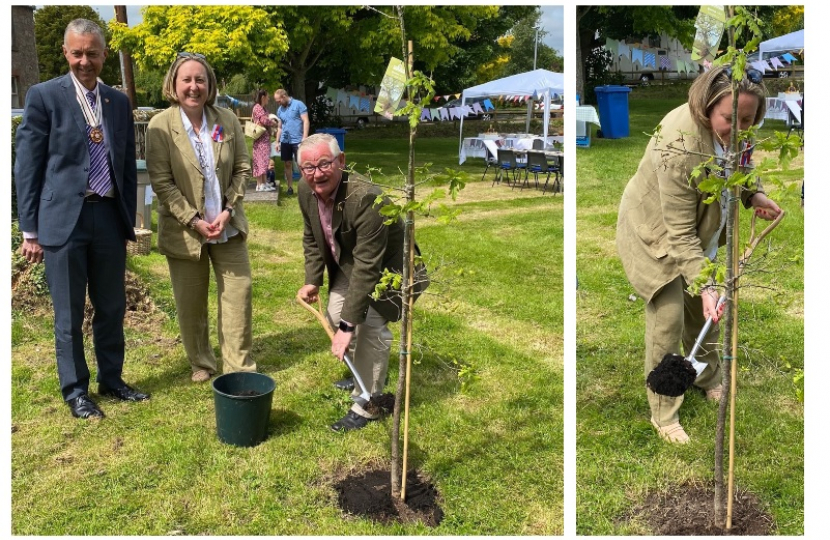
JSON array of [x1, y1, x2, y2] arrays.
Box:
[[86, 91, 112, 196]]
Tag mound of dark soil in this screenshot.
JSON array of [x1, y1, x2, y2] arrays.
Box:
[[334, 468, 443, 527], [628, 483, 774, 535], [647, 354, 698, 397]]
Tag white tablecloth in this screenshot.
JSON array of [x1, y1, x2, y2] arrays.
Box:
[[459, 136, 563, 164], [575, 106, 601, 126], [764, 97, 802, 124]]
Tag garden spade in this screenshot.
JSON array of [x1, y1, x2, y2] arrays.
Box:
[[296, 294, 372, 402]]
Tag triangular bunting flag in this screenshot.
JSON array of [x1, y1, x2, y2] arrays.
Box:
[[420, 108, 431, 122], [632, 48, 644, 66], [770, 56, 785, 69], [483, 99, 494, 111], [439, 108, 449, 121], [431, 108, 440, 120], [472, 102, 484, 114]]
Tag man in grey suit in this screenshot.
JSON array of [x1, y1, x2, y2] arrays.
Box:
[[14, 19, 149, 419]]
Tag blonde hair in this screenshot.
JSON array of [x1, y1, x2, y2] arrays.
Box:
[[161, 55, 218, 105], [274, 88, 288, 100], [297, 133, 341, 163], [688, 65, 767, 131]]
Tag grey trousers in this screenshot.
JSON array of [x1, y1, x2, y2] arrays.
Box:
[[326, 273, 393, 419], [645, 276, 721, 426]]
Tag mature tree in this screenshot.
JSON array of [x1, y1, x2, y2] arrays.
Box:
[[261, 6, 363, 102], [427, 5, 536, 93], [109, 6, 288, 89], [502, 10, 564, 77], [766, 5, 803, 37], [34, 5, 121, 85]]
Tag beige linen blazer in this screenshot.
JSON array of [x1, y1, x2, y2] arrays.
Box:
[[146, 105, 250, 260], [616, 103, 755, 302]]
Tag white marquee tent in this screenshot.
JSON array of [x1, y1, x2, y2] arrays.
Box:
[[458, 69, 564, 157], [758, 29, 804, 57]]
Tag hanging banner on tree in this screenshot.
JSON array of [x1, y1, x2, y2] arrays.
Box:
[[692, 5, 726, 62], [374, 57, 407, 120]]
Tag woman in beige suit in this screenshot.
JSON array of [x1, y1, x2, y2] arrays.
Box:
[[146, 53, 256, 382], [616, 65, 781, 444]]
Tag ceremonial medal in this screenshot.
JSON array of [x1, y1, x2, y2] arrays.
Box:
[[90, 127, 104, 143]]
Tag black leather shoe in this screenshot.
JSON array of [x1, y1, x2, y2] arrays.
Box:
[[330, 410, 375, 433], [334, 377, 355, 391], [67, 395, 105, 419], [99, 383, 151, 402]]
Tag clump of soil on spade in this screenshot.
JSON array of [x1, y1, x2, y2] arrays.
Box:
[[646, 354, 698, 397], [364, 393, 396, 416], [334, 468, 443, 526], [625, 483, 774, 535]]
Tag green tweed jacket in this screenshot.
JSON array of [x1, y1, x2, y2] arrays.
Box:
[[616, 103, 756, 302], [146, 105, 250, 261]]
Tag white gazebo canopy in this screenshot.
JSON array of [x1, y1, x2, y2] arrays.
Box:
[[458, 68, 564, 155], [759, 29, 804, 57]]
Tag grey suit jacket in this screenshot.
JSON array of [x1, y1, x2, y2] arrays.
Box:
[[299, 172, 427, 324], [616, 103, 756, 302], [14, 74, 137, 246]]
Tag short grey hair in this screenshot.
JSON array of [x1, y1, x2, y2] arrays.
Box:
[[297, 133, 341, 163], [64, 19, 106, 48]]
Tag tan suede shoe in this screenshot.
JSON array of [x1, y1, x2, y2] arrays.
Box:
[[651, 418, 690, 444], [191, 369, 213, 383]]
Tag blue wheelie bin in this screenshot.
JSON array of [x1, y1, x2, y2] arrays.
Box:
[[594, 86, 632, 138], [315, 128, 346, 152]]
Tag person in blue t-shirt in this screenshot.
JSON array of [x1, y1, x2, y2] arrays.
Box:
[[273, 88, 309, 196]]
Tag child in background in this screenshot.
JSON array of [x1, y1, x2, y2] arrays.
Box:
[[266, 158, 278, 191]]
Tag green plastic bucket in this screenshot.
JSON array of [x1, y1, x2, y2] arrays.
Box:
[[212, 372, 276, 447]]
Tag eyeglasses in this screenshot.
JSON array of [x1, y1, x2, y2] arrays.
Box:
[[299, 161, 336, 174], [178, 51, 206, 60], [724, 66, 763, 85]]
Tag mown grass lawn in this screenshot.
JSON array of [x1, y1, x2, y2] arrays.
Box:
[[11, 136, 564, 535], [576, 98, 804, 534]]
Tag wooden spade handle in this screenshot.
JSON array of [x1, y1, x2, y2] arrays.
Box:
[[741, 210, 786, 267], [296, 293, 335, 340]]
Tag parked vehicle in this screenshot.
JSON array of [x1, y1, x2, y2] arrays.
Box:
[[604, 33, 700, 85]]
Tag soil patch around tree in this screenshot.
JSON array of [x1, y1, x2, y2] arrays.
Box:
[[625, 483, 774, 535], [334, 468, 443, 527]]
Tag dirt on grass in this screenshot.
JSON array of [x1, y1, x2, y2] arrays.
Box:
[[12, 264, 167, 335], [334, 468, 443, 527], [626, 483, 774, 535]]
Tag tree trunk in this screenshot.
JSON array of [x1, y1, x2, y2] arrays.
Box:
[[291, 69, 307, 104], [114, 6, 136, 109], [714, 7, 738, 526], [390, 7, 415, 500]]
